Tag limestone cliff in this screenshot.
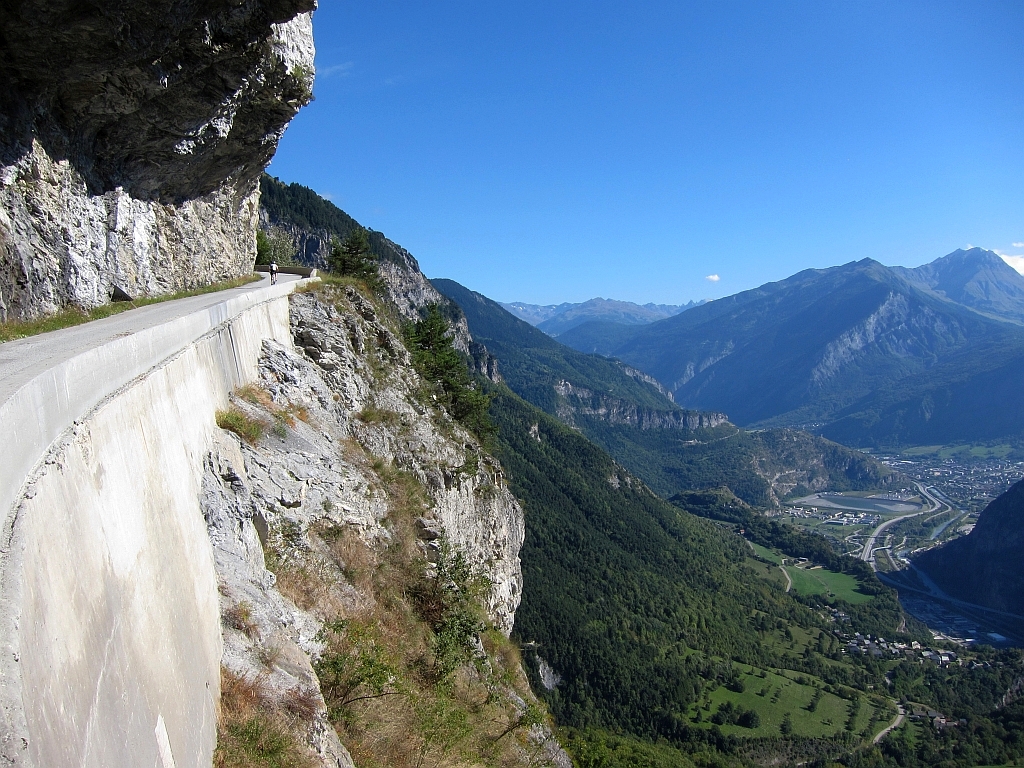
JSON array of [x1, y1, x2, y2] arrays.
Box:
[[553, 378, 728, 430], [0, 1, 315, 321], [206, 285, 566, 766]]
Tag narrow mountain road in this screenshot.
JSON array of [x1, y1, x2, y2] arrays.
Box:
[[779, 566, 792, 592], [0, 272, 309, 522], [0, 273, 302, 406], [873, 705, 905, 744], [860, 483, 941, 569]]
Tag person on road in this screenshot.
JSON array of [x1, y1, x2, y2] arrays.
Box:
[[269, 260, 278, 285]]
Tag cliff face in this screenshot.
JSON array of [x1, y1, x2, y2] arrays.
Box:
[[916, 478, 1024, 616], [206, 286, 567, 766], [0, 1, 315, 320], [553, 379, 728, 430]]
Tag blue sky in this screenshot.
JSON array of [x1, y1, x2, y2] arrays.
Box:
[[268, 1, 1024, 304]]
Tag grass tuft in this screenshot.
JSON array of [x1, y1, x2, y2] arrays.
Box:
[[215, 668, 316, 768], [217, 408, 267, 445]]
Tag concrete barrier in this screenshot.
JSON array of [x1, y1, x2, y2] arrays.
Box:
[[0, 277, 313, 767], [254, 265, 319, 277]]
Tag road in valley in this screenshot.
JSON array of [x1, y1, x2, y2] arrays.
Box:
[[860, 482, 944, 569]]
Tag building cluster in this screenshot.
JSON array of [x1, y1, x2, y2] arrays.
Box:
[[830, 626, 965, 667], [879, 454, 1024, 514], [771, 505, 881, 528], [908, 706, 965, 729]]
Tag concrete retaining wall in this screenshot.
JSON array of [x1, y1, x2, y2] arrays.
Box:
[[0, 280, 308, 766]]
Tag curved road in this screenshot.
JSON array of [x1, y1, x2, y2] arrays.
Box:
[[0, 272, 309, 522], [873, 705, 905, 744], [0, 273, 302, 405], [860, 482, 944, 569]]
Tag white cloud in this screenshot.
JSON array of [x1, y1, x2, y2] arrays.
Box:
[[318, 62, 354, 78], [1014, 242, 1024, 248], [705, 274, 720, 282], [997, 253, 1024, 276]]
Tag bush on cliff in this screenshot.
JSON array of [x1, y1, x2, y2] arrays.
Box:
[[404, 305, 493, 439]]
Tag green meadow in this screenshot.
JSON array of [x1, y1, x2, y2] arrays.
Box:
[[785, 564, 874, 604]]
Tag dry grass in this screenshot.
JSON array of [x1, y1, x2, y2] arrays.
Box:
[[237, 384, 310, 427], [357, 405, 400, 426], [215, 669, 317, 768], [320, 524, 378, 593], [224, 602, 258, 639], [247, 417, 557, 765]]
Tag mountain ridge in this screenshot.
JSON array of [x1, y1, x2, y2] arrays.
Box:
[[501, 296, 702, 336], [433, 277, 900, 506], [557, 250, 1024, 447]]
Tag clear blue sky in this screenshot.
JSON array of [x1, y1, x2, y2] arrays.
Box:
[[268, 1, 1024, 305]]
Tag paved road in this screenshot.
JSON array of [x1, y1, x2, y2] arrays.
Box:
[[0, 272, 310, 525], [873, 705, 905, 744], [860, 483, 941, 568], [779, 566, 792, 592], [0, 273, 301, 406]]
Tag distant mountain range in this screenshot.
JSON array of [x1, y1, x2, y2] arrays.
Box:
[[435, 278, 899, 507], [500, 297, 703, 336], [555, 248, 1024, 448]]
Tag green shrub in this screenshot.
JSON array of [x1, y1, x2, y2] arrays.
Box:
[[216, 408, 267, 445], [410, 540, 491, 678], [328, 228, 379, 288], [404, 305, 494, 439]]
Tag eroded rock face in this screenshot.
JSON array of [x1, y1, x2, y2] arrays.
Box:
[[203, 287, 534, 764], [553, 379, 728, 430], [0, 1, 315, 320]]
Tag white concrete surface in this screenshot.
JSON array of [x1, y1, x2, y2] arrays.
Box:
[[0, 273, 310, 767]]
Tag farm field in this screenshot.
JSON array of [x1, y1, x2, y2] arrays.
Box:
[[747, 541, 782, 563]]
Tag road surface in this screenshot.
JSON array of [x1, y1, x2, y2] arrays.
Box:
[[860, 483, 942, 568], [779, 566, 792, 592], [873, 705, 905, 744], [0, 273, 302, 406]]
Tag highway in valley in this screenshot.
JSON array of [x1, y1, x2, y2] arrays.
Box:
[[860, 482, 944, 569]]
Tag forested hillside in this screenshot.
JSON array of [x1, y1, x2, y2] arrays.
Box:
[[490, 382, 907, 764], [434, 278, 899, 506]]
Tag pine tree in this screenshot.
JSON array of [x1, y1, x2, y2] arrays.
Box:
[[329, 227, 378, 285]]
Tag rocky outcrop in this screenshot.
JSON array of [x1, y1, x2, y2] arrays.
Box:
[[213, 288, 525, 631], [620, 364, 675, 401], [202, 286, 567, 765], [0, 1, 315, 321], [916, 478, 1024, 616], [553, 379, 728, 431]]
